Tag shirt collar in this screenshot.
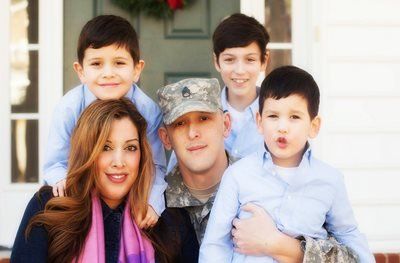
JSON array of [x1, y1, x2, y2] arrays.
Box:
[[83, 84, 136, 108], [220, 86, 260, 119], [260, 142, 313, 174]]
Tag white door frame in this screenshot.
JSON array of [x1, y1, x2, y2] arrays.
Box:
[[0, 0, 63, 247]]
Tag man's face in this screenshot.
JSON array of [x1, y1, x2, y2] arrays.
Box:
[[160, 111, 230, 175], [214, 41, 267, 101]]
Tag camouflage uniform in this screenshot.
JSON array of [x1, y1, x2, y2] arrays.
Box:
[[165, 152, 235, 244], [301, 236, 359, 263], [158, 77, 359, 262], [157, 78, 222, 125]]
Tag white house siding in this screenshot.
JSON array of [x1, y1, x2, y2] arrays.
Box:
[[317, 0, 400, 252]]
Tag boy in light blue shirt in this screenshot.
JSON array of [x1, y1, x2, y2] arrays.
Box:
[[200, 66, 374, 262], [213, 13, 269, 159], [43, 15, 166, 227]]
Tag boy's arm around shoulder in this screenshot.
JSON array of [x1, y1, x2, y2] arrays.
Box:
[[43, 90, 81, 185], [132, 88, 167, 215], [325, 171, 375, 263], [11, 188, 53, 262], [199, 165, 240, 263]]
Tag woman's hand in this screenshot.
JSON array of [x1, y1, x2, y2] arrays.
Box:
[[137, 205, 159, 229], [52, 179, 66, 197]]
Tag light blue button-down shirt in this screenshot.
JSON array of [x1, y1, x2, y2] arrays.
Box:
[[43, 84, 167, 215], [221, 86, 264, 159], [200, 146, 374, 263]]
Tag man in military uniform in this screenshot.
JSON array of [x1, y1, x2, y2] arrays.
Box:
[[157, 78, 359, 262]]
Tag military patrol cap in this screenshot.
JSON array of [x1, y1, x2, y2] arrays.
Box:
[[157, 78, 222, 125]]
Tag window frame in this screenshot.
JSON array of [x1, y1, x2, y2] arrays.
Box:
[[0, 0, 63, 190]]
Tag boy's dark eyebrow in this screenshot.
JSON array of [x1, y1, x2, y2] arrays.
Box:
[[114, 56, 130, 60], [290, 110, 306, 115]]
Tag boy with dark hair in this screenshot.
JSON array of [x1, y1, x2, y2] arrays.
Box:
[[43, 15, 166, 227], [213, 13, 269, 159], [200, 66, 374, 262]]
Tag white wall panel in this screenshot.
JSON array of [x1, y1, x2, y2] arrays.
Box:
[[352, 204, 400, 252], [343, 169, 400, 202], [327, 26, 400, 58], [327, 0, 400, 24], [324, 97, 400, 131], [322, 133, 400, 168], [327, 62, 400, 96]]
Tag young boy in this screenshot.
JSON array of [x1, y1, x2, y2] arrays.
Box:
[[200, 66, 374, 262], [166, 13, 269, 172], [213, 13, 269, 159], [43, 15, 166, 227]]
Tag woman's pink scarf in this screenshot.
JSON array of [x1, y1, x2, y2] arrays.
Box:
[[75, 193, 155, 263]]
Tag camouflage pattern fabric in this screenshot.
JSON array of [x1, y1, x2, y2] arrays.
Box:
[[157, 78, 222, 125], [165, 152, 234, 244], [302, 236, 359, 263]]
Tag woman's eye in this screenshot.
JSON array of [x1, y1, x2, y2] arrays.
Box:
[[126, 145, 137, 151], [116, 61, 126, 65], [267, 115, 278, 118], [291, 115, 300, 119], [91, 62, 100, 66], [103, 145, 112, 151], [200, 116, 209, 121]]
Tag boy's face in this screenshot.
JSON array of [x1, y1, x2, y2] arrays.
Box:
[[214, 42, 267, 100], [256, 94, 321, 167], [159, 111, 231, 175], [73, 44, 144, 100]]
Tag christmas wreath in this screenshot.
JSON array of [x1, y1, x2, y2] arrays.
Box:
[[111, 0, 193, 19]]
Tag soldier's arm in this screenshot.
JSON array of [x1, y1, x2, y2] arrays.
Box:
[[301, 236, 358, 263]]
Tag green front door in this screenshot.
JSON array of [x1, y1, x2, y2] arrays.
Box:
[[64, 0, 240, 99]]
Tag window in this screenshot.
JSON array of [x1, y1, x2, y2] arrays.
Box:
[[241, 0, 311, 84], [0, 0, 62, 247]]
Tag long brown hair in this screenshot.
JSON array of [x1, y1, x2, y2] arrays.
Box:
[[26, 98, 154, 262]]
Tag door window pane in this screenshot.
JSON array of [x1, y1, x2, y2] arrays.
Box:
[[11, 0, 38, 45], [11, 119, 38, 183], [265, 0, 291, 43], [266, 49, 292, 75], [11, 50, 38, 113]]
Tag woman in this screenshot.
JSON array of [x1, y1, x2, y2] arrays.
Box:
[[11, 98, 197, 263]]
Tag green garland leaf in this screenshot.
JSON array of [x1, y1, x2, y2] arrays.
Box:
[[111, 0, 191, 19]]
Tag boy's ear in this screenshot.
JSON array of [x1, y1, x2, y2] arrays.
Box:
[[222, 111, 232, 138], [309, 116, 321, 139], [158, 126, 172, 150], [256, 111, 264, 135], [133, 60, 145, 82], [213, 53, 221, 72], [73, 62, 85, 83], [261, 49, 270, 72]]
